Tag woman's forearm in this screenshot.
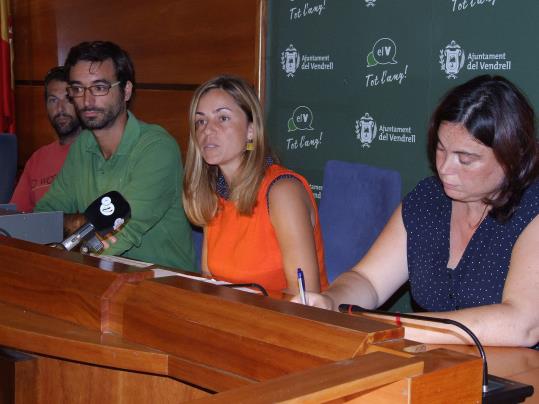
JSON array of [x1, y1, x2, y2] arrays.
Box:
[[323, 270, 380, 310]]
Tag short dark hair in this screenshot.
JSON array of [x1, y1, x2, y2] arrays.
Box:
[[64, 41, 136, 105], [427, 75, 539, 222], [44, 66, 68, 99]]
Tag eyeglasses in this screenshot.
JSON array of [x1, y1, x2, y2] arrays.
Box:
[[66, 81, 121, 97]]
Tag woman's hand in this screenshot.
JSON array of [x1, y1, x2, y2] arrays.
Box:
[[290, 292, 335, 310]]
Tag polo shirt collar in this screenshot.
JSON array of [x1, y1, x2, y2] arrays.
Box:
[[84, 110, 140, 157]]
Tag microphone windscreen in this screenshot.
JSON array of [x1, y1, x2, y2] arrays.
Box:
[[84, 191, 131, 235]]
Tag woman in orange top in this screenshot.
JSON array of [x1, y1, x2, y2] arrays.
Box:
[[183, 75, 328, 293]]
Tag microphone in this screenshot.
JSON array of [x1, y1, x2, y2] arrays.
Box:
[[338, 304, 533, 403], [61, 191, 131, 252]]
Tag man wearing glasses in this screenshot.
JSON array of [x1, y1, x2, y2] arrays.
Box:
[[35, 41, 196, 272]]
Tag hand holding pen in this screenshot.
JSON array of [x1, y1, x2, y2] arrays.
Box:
[[297, 268, 308, 305], [291, 269, 333, 309]]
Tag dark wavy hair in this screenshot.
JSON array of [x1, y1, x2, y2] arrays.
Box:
[[427, 75, 539, 222], [64, 41, 136, 106], [44, 66, 68, 99]]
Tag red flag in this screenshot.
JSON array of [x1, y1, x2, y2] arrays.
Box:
[[0, 0, 15, 134]]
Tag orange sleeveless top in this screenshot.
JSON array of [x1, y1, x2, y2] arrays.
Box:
[[206, 164, 328, 292]]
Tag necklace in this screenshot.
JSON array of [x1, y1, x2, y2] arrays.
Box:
[[471, 203, 489, 229]]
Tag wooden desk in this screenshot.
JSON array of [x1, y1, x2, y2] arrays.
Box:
[[0, 235, 532, 403], [429, 345, 539, 404]]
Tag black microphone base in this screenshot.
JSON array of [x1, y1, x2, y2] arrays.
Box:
[[484, 374, 533, 404]]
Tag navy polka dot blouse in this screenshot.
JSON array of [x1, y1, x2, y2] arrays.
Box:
[[402, 176, 539, 312]]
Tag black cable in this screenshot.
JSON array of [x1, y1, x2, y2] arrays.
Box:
[[340, 304, 489, 397], [0, 228, 12, 237], [222, 283, 269, 296]]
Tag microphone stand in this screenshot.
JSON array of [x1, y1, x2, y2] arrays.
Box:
[[339, 304, 490, 396]]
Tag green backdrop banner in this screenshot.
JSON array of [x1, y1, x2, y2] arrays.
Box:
[[265, 0, 539, 197], [264, 0, 539, 310]]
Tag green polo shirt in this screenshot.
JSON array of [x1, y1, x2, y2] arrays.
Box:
[[35, 111, 196, 272]]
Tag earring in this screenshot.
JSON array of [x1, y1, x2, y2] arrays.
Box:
[[246, 138, 254, 151]]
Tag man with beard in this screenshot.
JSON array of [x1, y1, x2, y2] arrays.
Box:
[[10, 66, 81, 212], [35, 41, 195, 272]]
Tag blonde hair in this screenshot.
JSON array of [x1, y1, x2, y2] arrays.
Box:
[[183, 75, 272, 226]]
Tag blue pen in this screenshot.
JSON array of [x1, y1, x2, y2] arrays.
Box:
[[297, 268, 308, 305]]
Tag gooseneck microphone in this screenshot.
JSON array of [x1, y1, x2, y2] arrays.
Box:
[[339, 304, 490, 396], [61, 191, 131, 252], [339, 304, 535, 403]]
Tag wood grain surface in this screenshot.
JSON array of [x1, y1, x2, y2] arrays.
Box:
[[0, 236, 509, 403]]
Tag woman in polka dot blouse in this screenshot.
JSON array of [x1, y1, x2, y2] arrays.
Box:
[[299, 75, 539, 347]]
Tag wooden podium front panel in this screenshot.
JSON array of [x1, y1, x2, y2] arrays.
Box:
[[190, 352, 424, 404], [0, 302, 170, 374], [21, 355, 209, 404], [0, 239, 487, 402], [121, 276, 404, 391], [0, 348, 38, 404], [409, 349, 483, 403], [0, 236, 153, 331], [0, 349, 210, 404], [122, 279, 331, 387]]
